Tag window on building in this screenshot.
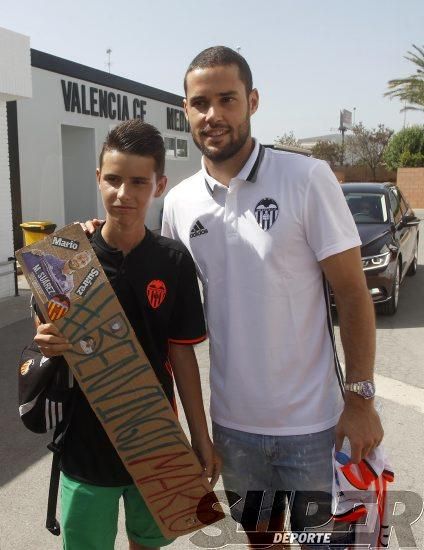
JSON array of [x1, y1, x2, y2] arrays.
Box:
[[176, 139, 188, 158], [164, 136, 188, 158], [164, 137, 176, 158]]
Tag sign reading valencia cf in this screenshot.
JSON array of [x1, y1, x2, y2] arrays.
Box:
[[16, 224, 224, 538]]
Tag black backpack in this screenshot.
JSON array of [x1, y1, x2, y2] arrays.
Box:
[[18, 339, 75, 535]]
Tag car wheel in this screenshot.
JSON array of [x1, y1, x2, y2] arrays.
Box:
[[379, 261, 400, 316], [406, 238, 419, 276]]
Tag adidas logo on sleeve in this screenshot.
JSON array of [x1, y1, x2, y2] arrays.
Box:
[[190, 220, 208, 238]]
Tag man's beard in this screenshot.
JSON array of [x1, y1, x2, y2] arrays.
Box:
[[193, 117, 251, 162]]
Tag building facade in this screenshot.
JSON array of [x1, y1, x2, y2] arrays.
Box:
[[8, 49, 201, 254], [0, 27, 32, 299]]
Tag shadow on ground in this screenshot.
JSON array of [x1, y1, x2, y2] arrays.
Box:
[[0, 318, 51, 487], [332, 265, 424, 330], [376, 264, 424, 330]]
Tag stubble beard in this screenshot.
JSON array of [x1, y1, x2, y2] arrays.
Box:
[[193, 116, 251, 163]]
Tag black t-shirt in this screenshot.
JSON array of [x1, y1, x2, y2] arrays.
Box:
[[61, 227, 206, 486]]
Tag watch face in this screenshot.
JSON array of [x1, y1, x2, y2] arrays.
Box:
[[361, 381, 375, 398]]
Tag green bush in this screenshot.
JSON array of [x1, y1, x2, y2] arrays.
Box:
[[398, 150, 424, 167], [384, 125, 424, 170]]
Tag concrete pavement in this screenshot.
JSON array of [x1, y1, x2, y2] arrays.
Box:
[[1, 214, 423, 549], [0, 290, 233, 550]]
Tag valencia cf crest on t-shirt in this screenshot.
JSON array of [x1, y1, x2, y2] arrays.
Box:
[[147, 279, 167, 309], [254, 198, 279, 231]]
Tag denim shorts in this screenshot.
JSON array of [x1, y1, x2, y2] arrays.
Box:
[[212, 422, 353, 547]]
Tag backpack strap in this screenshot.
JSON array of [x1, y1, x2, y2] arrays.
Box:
[[45, 389, 76, 536], [45, 451, 61, 535]]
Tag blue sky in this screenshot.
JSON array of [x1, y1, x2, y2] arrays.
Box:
[[2, 0, 423, 142]]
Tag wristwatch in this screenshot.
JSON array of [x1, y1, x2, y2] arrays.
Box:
[[344, 380, 376, 399]]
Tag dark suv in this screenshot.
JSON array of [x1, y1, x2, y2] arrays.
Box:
[[342, 183, 420, 315]]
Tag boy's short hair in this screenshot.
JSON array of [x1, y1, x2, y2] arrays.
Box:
[[99, 120, 165, 176], [184, 46, 253, 95]]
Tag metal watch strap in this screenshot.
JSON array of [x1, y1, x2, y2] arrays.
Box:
[[346, 382, 360, 393], [344, 380, 375, 399]]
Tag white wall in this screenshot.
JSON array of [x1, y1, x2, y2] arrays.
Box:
[[17, 68, 201, 231], [0, 26, 32, 101]]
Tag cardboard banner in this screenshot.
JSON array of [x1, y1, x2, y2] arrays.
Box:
[[16, 224, 224, 538]]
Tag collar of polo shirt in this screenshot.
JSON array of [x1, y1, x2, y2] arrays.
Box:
[[202, 139, 263, 194]]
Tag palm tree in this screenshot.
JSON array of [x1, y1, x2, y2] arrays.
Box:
[[385, 44, 424, 112]]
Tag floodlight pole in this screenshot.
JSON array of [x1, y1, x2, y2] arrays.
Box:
[[339, 112, 346, 166], [106, 49, 112, 74]]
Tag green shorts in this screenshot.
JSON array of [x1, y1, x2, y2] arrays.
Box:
[[60, 472, 174, 549]]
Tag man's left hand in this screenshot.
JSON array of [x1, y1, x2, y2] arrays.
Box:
[[335, 395, 384, 464], [192, 436, 222, 488]]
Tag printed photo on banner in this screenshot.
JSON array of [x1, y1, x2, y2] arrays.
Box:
[[79, 336, 96, 354], [21, 249, 92, 300]]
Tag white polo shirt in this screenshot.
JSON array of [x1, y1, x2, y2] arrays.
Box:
[[162, 140, 361, 435]]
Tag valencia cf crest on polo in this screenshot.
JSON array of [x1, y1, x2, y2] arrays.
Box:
[[254, 198, 279, 231]]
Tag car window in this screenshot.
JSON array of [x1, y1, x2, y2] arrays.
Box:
[[399, 192, 410, 216], [343, 192, 388, 223], [389, 189, 402, 224]]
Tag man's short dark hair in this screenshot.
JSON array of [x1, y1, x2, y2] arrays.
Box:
[[99, 119, 165, 176], [184, 46, 253, 95]]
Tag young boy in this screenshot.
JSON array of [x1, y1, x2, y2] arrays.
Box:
[[32, 120, 219, 550]]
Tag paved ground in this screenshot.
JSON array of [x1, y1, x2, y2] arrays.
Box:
[[0, 213, 423, 549], [0, 293, 233, 550]]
